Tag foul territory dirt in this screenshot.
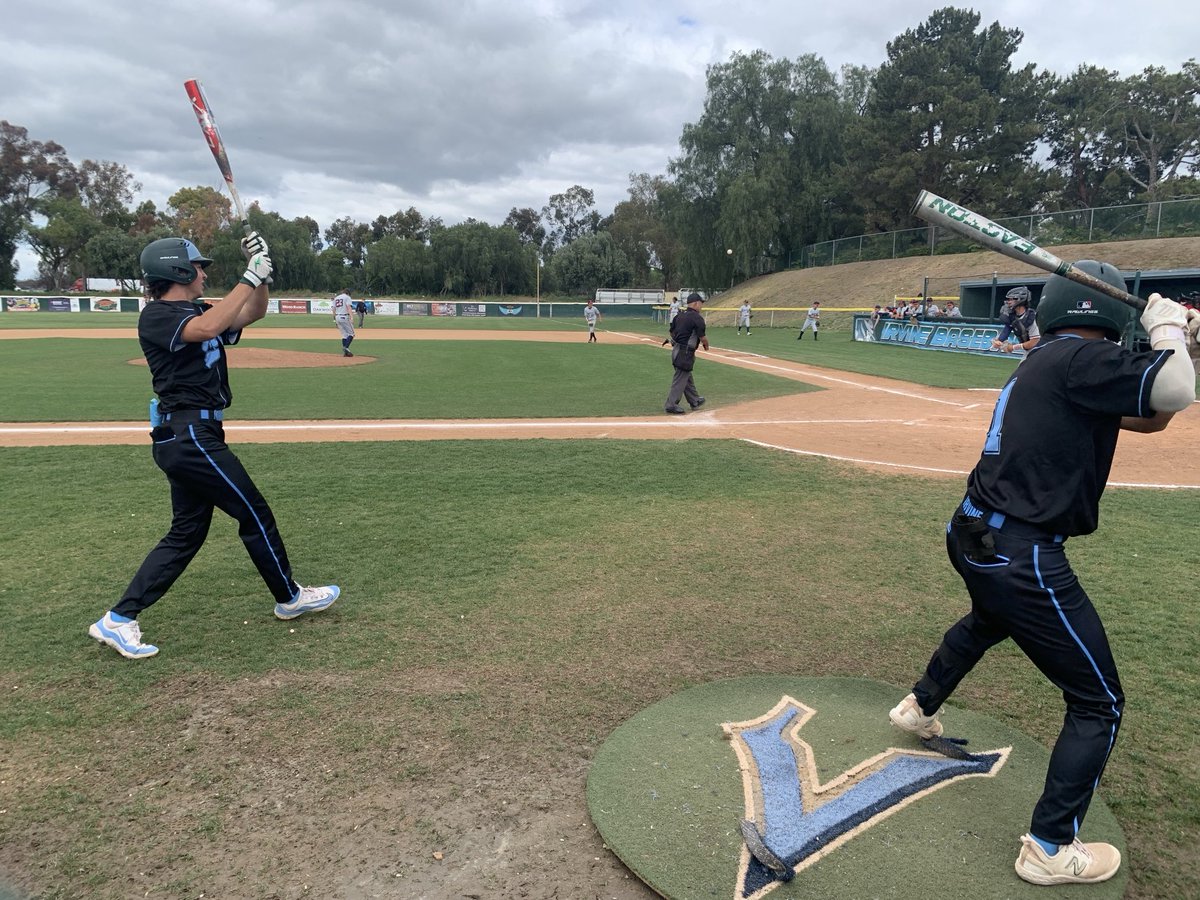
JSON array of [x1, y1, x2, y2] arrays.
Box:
[[2, 328, 1197, 489]]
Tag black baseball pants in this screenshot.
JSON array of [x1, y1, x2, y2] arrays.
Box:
[[912, 517, 1124, 846], [114, 417, 299, 617]]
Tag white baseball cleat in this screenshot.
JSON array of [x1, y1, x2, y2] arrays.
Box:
[[88, 612, 159, 659], [1015, 834, 1121, 885], [275, 584, 340, 620], [888, 692, 943, 738]]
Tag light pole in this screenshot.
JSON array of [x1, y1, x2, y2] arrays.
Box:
[[535, 254, 542, 317]]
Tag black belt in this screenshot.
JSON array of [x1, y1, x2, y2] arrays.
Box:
[[162, 409, 224, 423], [960, 496, 1065, 544]]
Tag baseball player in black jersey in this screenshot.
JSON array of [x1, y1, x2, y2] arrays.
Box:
[[889, 261, 1198, 886], [88, 235, 340, 660]]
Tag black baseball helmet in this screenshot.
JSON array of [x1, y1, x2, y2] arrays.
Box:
[[1035, 260, 1133, 341], [140, 238, 213, 285]]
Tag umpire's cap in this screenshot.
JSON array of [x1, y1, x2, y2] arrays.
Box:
[[686, 292, 705, 303]]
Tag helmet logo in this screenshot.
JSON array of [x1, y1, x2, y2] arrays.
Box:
[[1076, 300, 1094, 309]]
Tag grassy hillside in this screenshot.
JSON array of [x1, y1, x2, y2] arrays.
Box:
[[710, 235, 1200, 310]]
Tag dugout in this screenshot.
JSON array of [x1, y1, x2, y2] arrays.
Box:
[[957, 268, 1200, 319]]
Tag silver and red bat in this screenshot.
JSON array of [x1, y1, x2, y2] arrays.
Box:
[[184, 78, 249, 233], [912, 189, 1145, 312]]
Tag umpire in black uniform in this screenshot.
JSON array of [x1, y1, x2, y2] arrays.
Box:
[[664, 292, 709, 414], [889, 261, 1197, 886], [88, 235, 340, 660]]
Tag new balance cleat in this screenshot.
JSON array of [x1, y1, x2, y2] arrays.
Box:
[[88, 612, 158, 659], [1015, 834, 1121, 885], [889, 692, 943, 738], [274, 584, 340, 620]]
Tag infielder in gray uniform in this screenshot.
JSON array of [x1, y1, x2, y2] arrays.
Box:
[[584, 299, 602, 342], [332, 288, 356, 357]]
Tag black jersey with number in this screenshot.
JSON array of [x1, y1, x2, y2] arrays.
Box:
[[138, 300, 242, 412], [966, 334, 1172, 536]]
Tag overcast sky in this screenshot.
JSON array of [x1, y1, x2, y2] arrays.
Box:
[[3, 0, 1195, 278]]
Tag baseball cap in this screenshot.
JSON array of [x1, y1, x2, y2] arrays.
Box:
[[687, 292, 704, 303]]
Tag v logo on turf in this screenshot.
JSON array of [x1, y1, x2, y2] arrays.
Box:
[[722, 696, 1010, 899]]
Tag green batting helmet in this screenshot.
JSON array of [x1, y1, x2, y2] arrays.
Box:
[[1035, 260, 1133, 341], [140, 238, 213, 285]]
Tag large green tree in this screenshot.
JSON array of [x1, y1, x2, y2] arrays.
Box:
[[847, 7, 1047, 230], [25, 196, 102, 289], [1043, 66, 1129, 210], [671, 50, 858, 282], [1118, 61, 1200, 200], [0, 121, 80, 287], [609, 173, 682, 289], [548, 231, 633, 294]]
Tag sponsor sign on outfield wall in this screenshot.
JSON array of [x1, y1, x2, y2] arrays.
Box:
[[461, 303, 487, 317], [402, 302, 429, 316], [279, 300, 309, 314], [854, 315, 1017, 356], [431, 302, 457, 317]]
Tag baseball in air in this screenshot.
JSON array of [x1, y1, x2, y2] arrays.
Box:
[[726, 248, 733, 255]]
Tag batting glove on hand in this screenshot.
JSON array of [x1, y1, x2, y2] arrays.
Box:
[[240, 252, 273, 288], [1186, 308, 1200, 367], [1140, 293, 1188, 347], [240, 231, 269, 261]]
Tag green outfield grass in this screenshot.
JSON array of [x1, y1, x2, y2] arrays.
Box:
[[0, 336, 810, 421], [0, 441, 1196, 899]]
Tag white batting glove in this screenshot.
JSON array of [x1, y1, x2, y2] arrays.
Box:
[[1186, 308, 1200, 367], [1140, 293, 1188, 347], [240, 230, 269, 261], [240, 252, 273, 288]]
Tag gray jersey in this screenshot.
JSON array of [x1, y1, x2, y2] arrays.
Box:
[[332, 293, 353, 318]]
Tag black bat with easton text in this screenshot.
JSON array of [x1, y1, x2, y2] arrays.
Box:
[[184, 77, 250, 234], [912, 189, 1146, 311]]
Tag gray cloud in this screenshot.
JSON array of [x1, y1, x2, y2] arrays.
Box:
[[3, 0, 1193, 277]]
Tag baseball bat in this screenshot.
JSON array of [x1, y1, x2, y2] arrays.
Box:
[[184, 78, 250, 234], [911, 189, 1145, 311]]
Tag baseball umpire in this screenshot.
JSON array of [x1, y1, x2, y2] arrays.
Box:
[[88, 235, 340, 660], [663, 292, 708, 413], [889, 261, 1198, 885]]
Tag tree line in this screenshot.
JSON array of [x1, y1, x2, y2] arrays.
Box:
[[2, 6, 1197, 297]]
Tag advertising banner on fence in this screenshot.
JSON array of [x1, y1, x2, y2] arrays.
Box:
[[497, 304, 525, 316], [90, 297, 122, 312], [266, 300, 279, 315], [461, 303, 487, 317], [431, 302, 457, 317], [48, 298, 80, 312], [310, 299, 334, 315], [854, 315, 1013, 356], [280, 300, 309, 314], [4, 297, 40, 312], [373, 302, 400, 316], [402, 302, 429, 316]]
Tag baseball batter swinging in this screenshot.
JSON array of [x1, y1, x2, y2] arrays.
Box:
[[87, 236, 340, 660], [889, 261, 1199, 886]]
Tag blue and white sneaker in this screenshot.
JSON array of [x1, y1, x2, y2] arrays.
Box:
[[274, 584, 340, 620], [88, 612, 159, 659]]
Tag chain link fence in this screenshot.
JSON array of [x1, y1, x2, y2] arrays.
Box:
[[795, 197, 1200, 269]]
